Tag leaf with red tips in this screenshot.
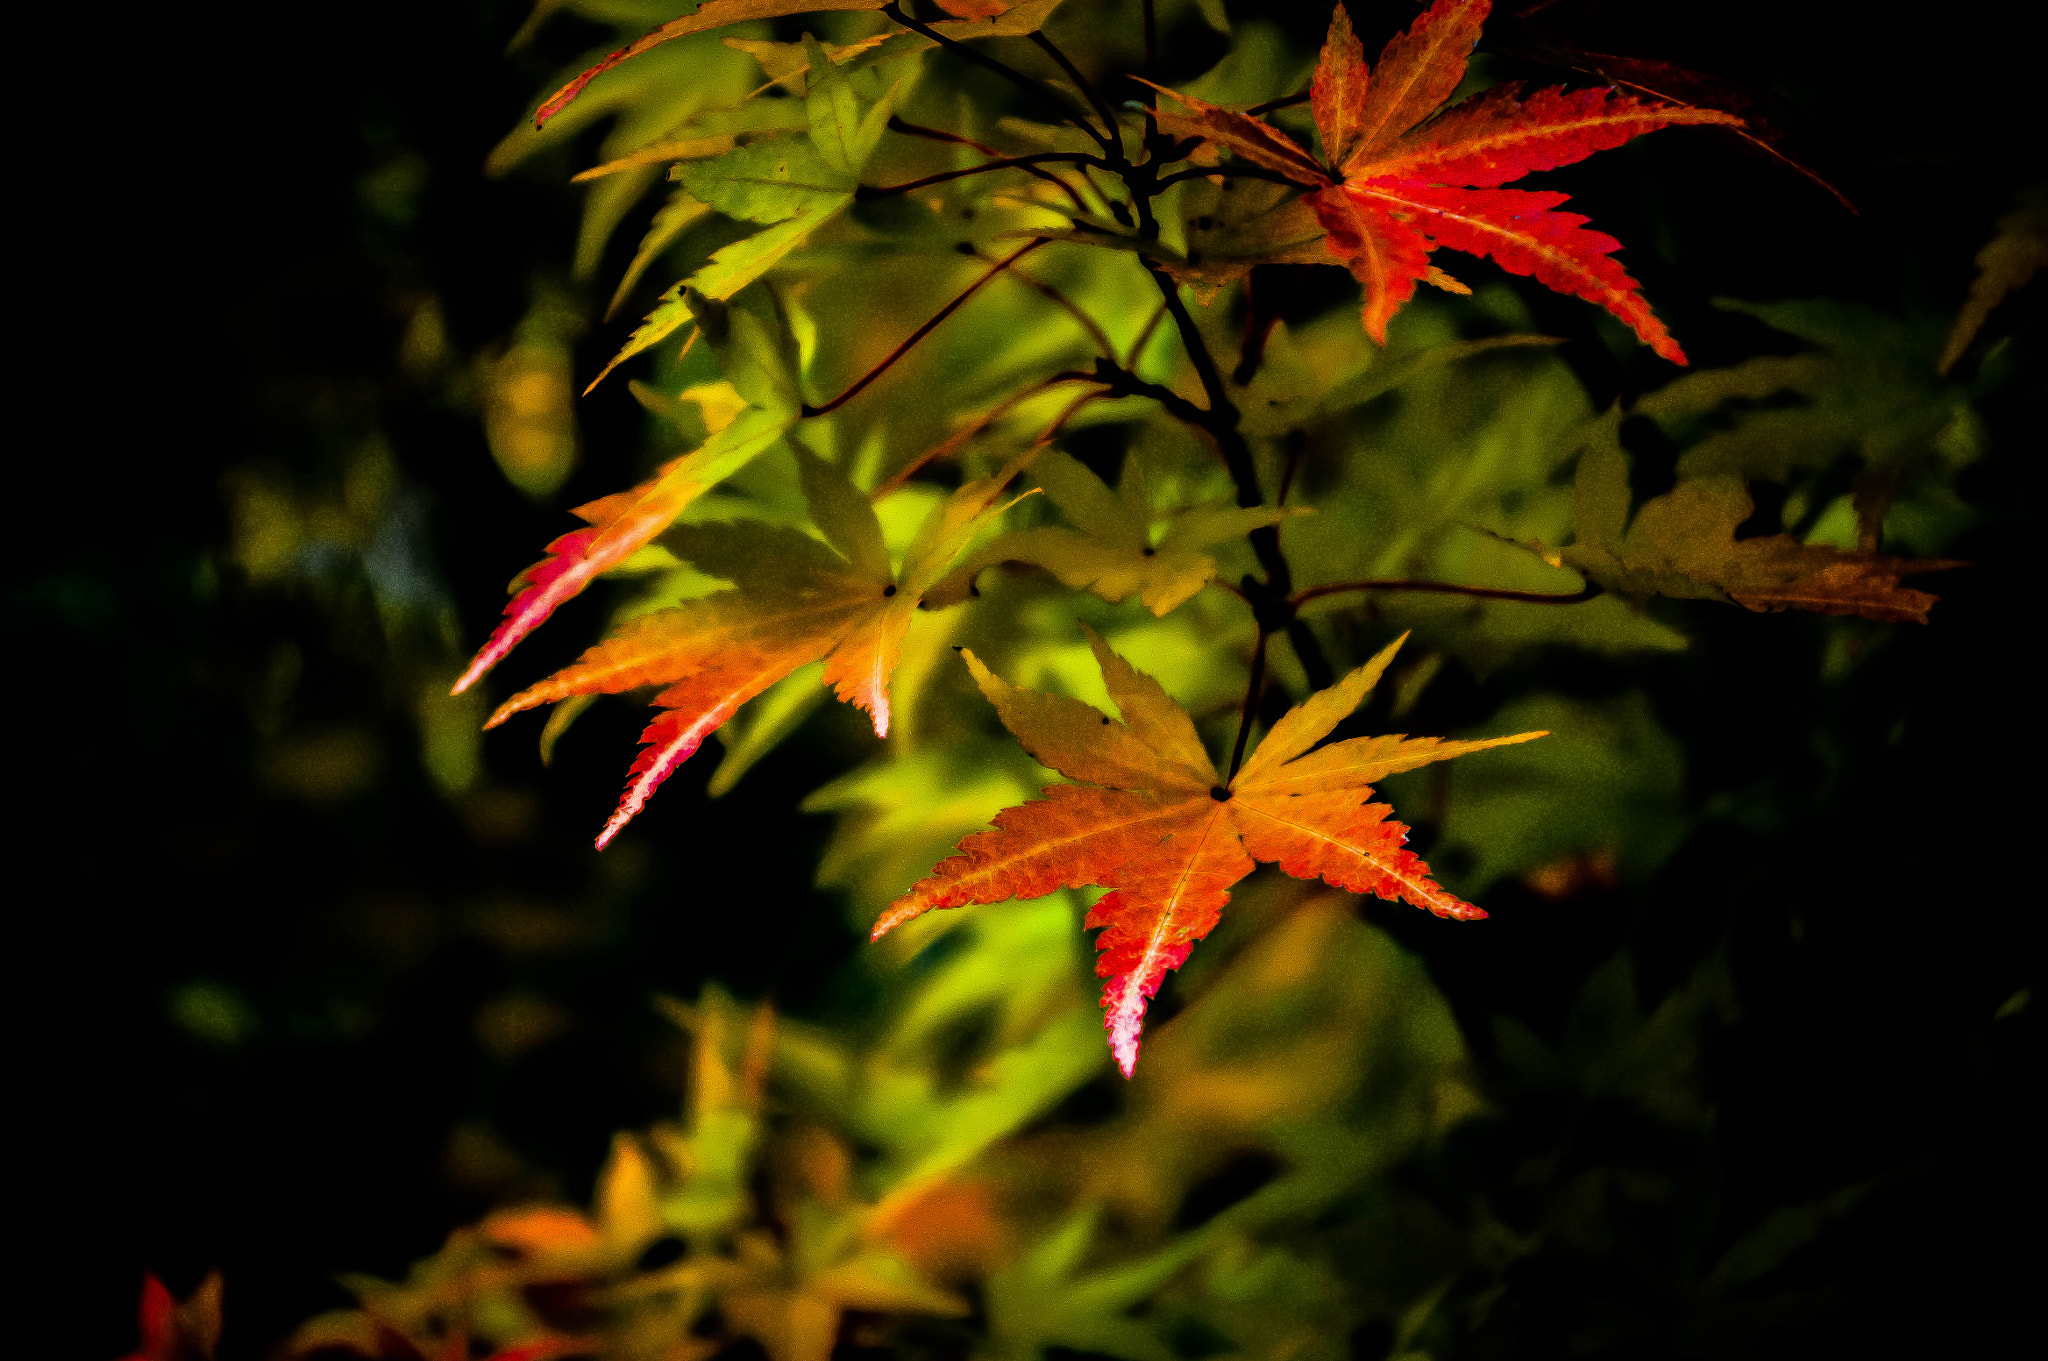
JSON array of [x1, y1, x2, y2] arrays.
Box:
[[1310, 3, 1373, 171], [1135, 79, 1329, 186], [1231, 789, 1483, 921], [599, 630, 845, 848], [875, 636, 1541, 1072], [487, 452, 1035, 845], [1088, 803, 1250, 1076], [1306, 184, 1434, 345], [1141, 1, 1734, 360], [452, 406, 792, 696], [1370, 83, 1741, 189], [532, 0, 891, 128], [872, 784, 1203, 939], [821, 591, 917, 736], [1342, 0, 1490, 166], [1355, 182, 1688, 364]]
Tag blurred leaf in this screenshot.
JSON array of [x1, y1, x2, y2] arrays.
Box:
[[1940, 188, 2046, 374]]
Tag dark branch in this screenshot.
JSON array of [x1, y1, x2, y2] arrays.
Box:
[[1228, 628, 1269, 782], [1077, 356, 1212, 429], [803, 239, 1048, 418], [1028, 31, 1125, 162]]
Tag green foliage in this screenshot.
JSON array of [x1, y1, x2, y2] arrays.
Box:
[[176, 2, 2033, 1360]]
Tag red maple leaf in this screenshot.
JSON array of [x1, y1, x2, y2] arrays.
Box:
[[1146, 0, 1742, 361], [872, 630, 1543, 1076]]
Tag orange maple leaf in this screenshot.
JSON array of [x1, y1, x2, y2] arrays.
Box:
[[488, 450, 1034, 847], [872, 629, 1544, 1076], [1145, 0, 1742, 361]]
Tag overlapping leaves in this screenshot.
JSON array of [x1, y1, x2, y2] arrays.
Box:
[[874, 630, 1543, 1075], [487, 447, 1035, 846], [928, 446, 1305, 616], [1560, 410, 1961, 623]]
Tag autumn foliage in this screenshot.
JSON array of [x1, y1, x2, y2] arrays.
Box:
[[181, 1, 2034, 1357], [873, 629, 1541, 1072]]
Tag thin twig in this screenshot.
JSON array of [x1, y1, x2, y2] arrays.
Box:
[[1153, 165, 1314, 190], [887, 117, 1092, 212], [1292, 579, 1602, 607], [869, 375, 1083, 499], [1207, 576, 1252, 603], [858, 152, 1107, 200], [1245, 90, 1310, 116], [804, 239, 1049, 418], [987, 254, 1117, 360], [1124, 301, 1169, 368]]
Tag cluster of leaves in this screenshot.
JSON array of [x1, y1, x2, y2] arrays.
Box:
[[263, 869, 1867, 1361], [278, 879, 1478, 1361], [217, 1, 2033, 1354], [445, 0, 2008, 1079]]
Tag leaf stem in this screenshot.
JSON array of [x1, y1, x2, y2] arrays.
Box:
[[869, 374, 1082, 498], [1028, 32, 1125, 163], [1292, 579, 1602, 607], [1227, 627, 1269, 782], [886, 117, 1093, 212], [1244, 90, 1310, 116], [803, 239, 1049, 418], [1152, 165, 1311, 190], [985, 253, 1118, 360], [858, 153, 1108, 200], [1124, 300, 1169, 367]]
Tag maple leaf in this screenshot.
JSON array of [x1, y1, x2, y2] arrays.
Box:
[[872, 629, 1544, 1076], [532, 0, 1070, 128], [1560, 411, 1962, 623], [1144, 0, 1741, 360], [487, 449, 1035, 847], [453, 287, 808, 696], [927, 446, 1307, 616]]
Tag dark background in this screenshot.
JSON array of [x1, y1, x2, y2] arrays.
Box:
[[20, 1, 2039, 1356]]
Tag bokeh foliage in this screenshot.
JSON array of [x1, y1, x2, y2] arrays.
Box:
[[28, 3, 2037, 1360]]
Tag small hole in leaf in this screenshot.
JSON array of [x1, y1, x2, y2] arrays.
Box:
[[882, 584, 897, 597], [1209, 786, 1230, 801], [1141, 546, 1155, 557]]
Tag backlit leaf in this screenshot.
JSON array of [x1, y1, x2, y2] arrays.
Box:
[[1141, 0, 1736, 357], [875, 637, 1541, 1074]]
